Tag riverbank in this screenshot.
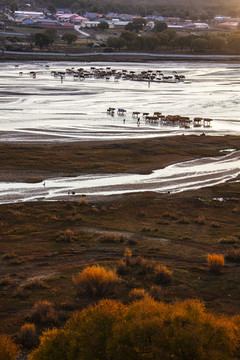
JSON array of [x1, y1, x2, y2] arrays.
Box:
[[2, 51, 240, 63], [0, 135, 239, 183]]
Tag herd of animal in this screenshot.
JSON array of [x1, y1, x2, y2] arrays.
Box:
[[107, 108, 212, 129], [17, 64, 186, 84]]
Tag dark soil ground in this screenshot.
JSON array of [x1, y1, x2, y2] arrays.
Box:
[[0, 134, 239, 347]]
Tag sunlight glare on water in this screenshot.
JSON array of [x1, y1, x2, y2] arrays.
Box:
[[1, 61, 240, 141]]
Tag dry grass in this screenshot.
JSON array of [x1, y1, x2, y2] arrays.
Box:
[[72, 265, 120, 299], [117, 260, 129, 275], [0, 277, 14, 287], [226, 249, 240, 263], [18, 323, 38, 348], [218, 236, 238, 245], [149, 285, 162, 301], [136, 256, 156, 275], [2, 252, 18, 260], [129, 288, 148, 301], [99, 231, 125, 243], [30, 300, 58, 325], [154, 264, 172, 285], [207, 254, 225, 274], [196, 215, 206, 225], [22, 278, 47, 290], [56, 229, 75, 242], [124, 248, 132, 266]]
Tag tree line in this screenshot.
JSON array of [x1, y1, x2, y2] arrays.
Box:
[[106, 28, 240, 54]]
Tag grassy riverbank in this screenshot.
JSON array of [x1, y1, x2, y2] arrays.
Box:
[[0, 134, 240, 341]]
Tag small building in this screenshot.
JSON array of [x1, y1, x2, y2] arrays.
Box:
[[218, 22, 238, 30], [73, 15, 88, 24], [81, 20, 100, 28], [84, 12, 103, 20], [113, 21, 129, 29], [15, 10, 44, 18], [183, 22, 209, 29]]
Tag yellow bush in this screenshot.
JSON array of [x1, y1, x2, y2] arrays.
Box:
[[129, 288, 148, 301], [124, 248, 132, 265], [28, 329, 68, 360], [72, 265, 120, 299], [154, 264, 172, 284], [0, 335, 19, 360], [207, 253, 224, 273], [29, 297, 240, 360]]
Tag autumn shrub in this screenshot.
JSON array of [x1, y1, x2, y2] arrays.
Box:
[[0, 277, 14, 287], [72, 265, 120, 299], [124, 248, 132, 266], [0, 335, 19, 360], [56, 229, 74, 242], [31, 300, 58, 325], [196, 215, 206, 225], [99, 232, 125, 243], [29, 297, 240, 360], [154, 264, 172, 284], [163, 211, 178, 220], [207, 253, 224, 274], [129, 288, 148, 301], [28, 329, 69, 360], [18, 323, 38, 348], [136, 256, 155, 275], [218, 236, 238, 245], [226, 249, 240, 263], [149, 285, 162, 301], [117, 260, 128, 275], [30, 300, 125, 360], [23, 278, 47, 289]]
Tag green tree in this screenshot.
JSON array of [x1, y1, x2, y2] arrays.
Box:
[[34, 33, 50, 49], [97, 21, 109, 30], [62, 33, 78, 45], [44, 29, 57, 46], [106, 36, 125, 50], [125, 18, 146, 32], [143, 35, 160, 51], [120, 30, 137, 43], [192, 38, 210, 52], [154, 20, 168, 32], [10, 1, 18, 13], [228, 33, 240, 53], [210, 36, 226, 51], [47, 4, 57, 14]]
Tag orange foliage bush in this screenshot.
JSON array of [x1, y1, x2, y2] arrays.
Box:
[[29, 297, 240, 360], [0, 335, 19, 360], [207, 253, 225, 273], [72, 265, 120, 299], [129, 288, 148, 301]]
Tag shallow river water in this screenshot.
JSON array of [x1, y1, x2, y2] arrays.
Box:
[[0, 61, 239, 202], [1, 61, 240, 141]]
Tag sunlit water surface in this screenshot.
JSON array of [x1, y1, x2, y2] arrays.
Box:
[[0, 61, 240, 202], [1, 61, 240, 141]]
